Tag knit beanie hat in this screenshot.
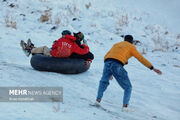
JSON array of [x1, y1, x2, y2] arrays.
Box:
[[62, 30, 71, 35], [124, 35, 133, 43]]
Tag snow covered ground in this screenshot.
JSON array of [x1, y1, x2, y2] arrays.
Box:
[[0, 0, 180, 120]]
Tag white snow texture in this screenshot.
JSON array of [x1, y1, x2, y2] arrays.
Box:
[[0, 0, 180, 120]]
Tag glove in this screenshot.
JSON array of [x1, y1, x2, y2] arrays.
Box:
[[83, 39, 87, 46]]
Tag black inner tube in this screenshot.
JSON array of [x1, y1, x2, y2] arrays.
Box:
[[30, 54, 90, 74]]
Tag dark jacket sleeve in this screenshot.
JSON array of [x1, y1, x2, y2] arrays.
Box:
[[75, 39, 84, 49]]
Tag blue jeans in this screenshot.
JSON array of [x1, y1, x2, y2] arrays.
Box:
[[96, 61, 132, 105]]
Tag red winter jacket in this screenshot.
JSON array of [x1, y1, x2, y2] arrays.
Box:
[[51, 35, 89, 57]]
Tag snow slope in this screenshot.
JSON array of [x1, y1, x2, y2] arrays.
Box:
[[0, 0, 180, 120]]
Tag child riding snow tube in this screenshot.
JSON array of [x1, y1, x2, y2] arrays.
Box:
[[30, 54, 90, 74]]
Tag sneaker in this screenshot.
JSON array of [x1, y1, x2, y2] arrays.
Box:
[[122, 107, 134, 112], [92, 101, 101, 107], [20, 40, 31, 57], [27, 38, 34, 48], [20, 40, 27, 50]]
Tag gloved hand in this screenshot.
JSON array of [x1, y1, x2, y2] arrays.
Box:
[[83, 39, 88, 46]]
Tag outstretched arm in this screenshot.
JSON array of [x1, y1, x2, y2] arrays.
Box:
[[131, 46, 153, 69], [131, 46, 162, 75]]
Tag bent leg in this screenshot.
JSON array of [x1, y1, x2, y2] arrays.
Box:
[[70, 52, 94, 60], [84, 52, 94, 60], [96, 62, 112, 101], [31, 46, 51, 56], [43, 46, 51, 56], [112, 64, 132, 105]]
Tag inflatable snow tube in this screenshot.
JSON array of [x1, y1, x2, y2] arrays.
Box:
[[30, 54, 90, 74]]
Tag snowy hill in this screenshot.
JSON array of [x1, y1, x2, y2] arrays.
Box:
[[0, 0, 180, 120]]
